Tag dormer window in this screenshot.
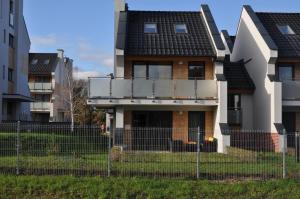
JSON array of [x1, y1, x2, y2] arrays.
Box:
[[144, 23, 157, 33], [277, 25, 295, 35], [175, 24, 187, 33], [31, 59, 38, 65], [44, 59, 50, 65]]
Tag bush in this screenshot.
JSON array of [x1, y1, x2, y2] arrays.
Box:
[[0, 132, 109, 156]]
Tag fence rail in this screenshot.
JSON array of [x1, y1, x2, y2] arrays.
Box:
[[0, 122, 299, 180]]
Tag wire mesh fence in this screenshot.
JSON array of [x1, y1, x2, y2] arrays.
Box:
[[0, 122, 299, 180]]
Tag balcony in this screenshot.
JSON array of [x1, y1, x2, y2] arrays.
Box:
[[228, 108, 242, 125], [29, 83, 53, 93], [282, 80, 300, 100], [88, 77, 218, 105], [30, 102, 52, 112]]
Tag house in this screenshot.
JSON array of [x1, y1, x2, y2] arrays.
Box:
[[87, 0, 230, 152], [221, 30, 256, 129], [0, 0, 32, 122], [28, 50, 73, 122], [231, 5, 300, 148]]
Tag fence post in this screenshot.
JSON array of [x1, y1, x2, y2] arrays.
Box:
[[16, 121, 20, 175], [282, 129, 287, 179], [196, 126, 200, 179], [296, 131, 299, 163]]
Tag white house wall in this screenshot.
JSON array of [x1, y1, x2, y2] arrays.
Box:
[[232, 8, 281, 132], [241, 94, 253, 129]]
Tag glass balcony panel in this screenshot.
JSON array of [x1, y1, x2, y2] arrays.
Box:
[[89, 78, 110, 98], [174, 80, 195, 98], [196, 80, 218, 99], [282, 81, 300, 100], [112, 79, 131, 98], [154, 80, 173, 98], [133, 79, 153, 98]]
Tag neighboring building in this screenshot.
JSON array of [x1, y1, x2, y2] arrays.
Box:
[[88, 0, 230, 152], [0, 0, 32, 122], [231, 5, 300, 147], [28, 50, 73, 122]]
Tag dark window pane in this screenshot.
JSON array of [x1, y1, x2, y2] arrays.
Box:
[[278, 65, 293, 81], [189, 62, 205, 80]]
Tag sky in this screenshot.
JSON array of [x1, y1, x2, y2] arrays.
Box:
[[24, 0, 300, 79]]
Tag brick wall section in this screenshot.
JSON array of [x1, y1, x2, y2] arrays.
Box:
[[124, 56, 214, 80], [296, 112, 300, 132], [205, 111, 214, 139], [231, 132, 280, 152], [172, 111, 188, 143], [295, 62, 300, 80], [124, 110, 132, 149]]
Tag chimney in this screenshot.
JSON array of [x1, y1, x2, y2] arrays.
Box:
[[57, 49, 64, 58]]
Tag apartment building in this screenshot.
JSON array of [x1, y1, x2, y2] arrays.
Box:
[[88, 0, 230, 152], [28, 50, 73, 122], [231, 5, 300, 147], [0, 0, 32, 122]]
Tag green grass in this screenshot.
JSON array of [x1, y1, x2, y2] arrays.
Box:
[[0, 175, 299, 199]]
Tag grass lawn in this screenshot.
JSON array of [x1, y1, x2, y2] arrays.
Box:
[[0, 175, 299, 199]]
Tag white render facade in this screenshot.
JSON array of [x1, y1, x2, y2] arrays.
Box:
[[0, 0, 31, 122], [28, 50, 73, 122]]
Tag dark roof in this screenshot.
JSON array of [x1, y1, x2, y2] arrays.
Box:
[[224, 56, 255, 93], [221, 30, 234, 53], [125, 11, 216, 56], [29, 53, 59, 74], [243, 6, 278, 51], [256, 12, 300, 58]]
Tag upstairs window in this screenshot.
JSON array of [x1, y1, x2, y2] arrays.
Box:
[[188, 62, 205, 80], [144, 23, 157, 33], [8, 68, 13, 82], [8, 34, 14, 48], [175, 24, 188, 33], [277, 25, 295, 35], [31, 59, 38, 65], [278, 64, 294, 81], [44, 59, 50, 65]]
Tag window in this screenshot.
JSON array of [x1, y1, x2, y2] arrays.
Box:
[[9, 0, 14, 27], [228, 94, 241, 110], [277, 25, 295, 35], [188, 62, 205, 80], [2, 65, 5, 80], [31, 59, 38, 65], [149, 64, 172, 79], [175, 24, 188, 33], [3, 29, 5, 43], [43, 59, 50, 65], [144, 23, 157, 33], [8, 68, 13, 82], [8, 34, 14, 48], [278, 64, 294, 81], [133, 64, 147, 78], [133, 62, 172, 79]]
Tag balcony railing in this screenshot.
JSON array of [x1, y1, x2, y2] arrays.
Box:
[[30, 102, 52, 111], [88, 77, 218, 100], [282, 80, 300, 100], [228, 108, 242, 125], [29, 83, 53, 91]]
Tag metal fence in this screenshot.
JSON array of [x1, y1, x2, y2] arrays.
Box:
[[0, 122, 299, 180]]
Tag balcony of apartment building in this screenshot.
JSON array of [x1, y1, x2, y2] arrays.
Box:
[[278, 63, 300, 105], [28, 76, 54, 94], [30, 94, 52, 113], [88, 62, 218, 106]]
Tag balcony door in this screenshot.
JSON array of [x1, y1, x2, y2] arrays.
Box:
[[282, 112, 296, 147], [132, 111, 172, 150], [188, 112, 205, 142]]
